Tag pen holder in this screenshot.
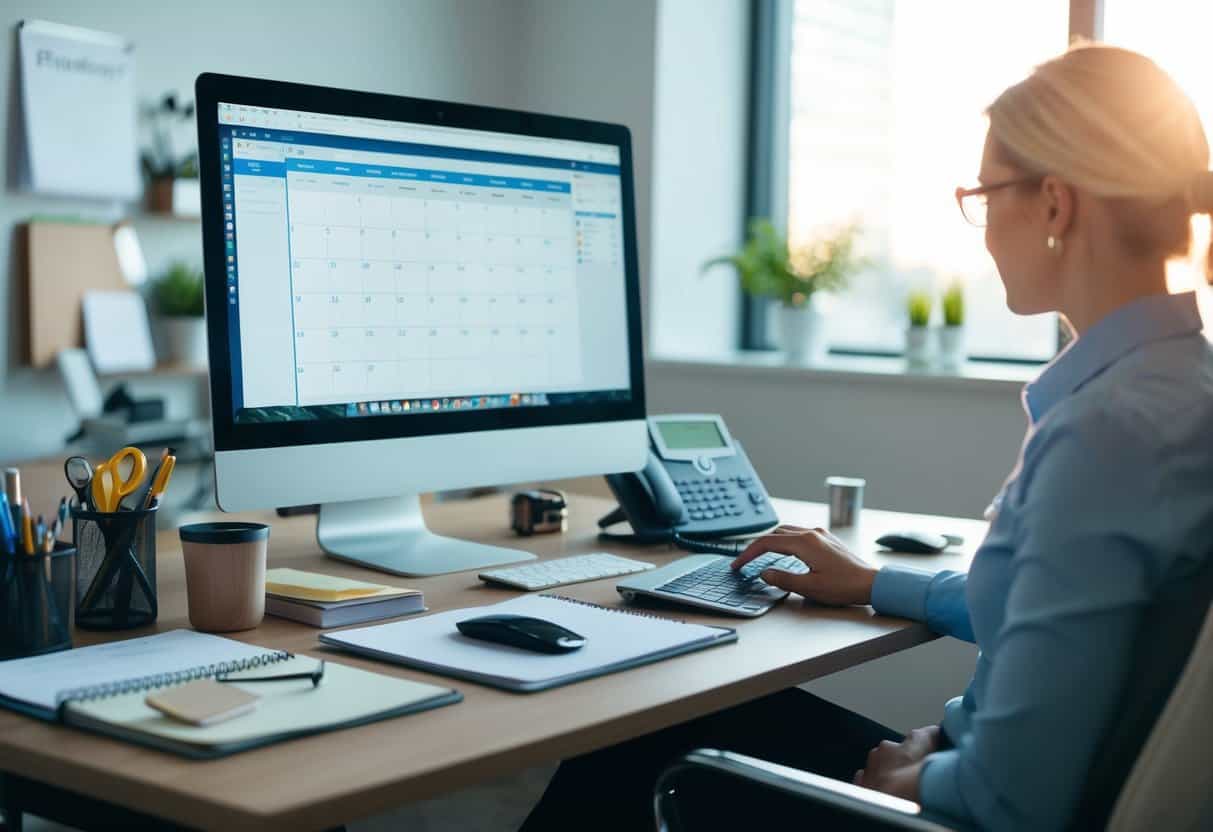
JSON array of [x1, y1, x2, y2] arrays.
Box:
[[72, 505, 159, 630], [0, 544, 76, 660]]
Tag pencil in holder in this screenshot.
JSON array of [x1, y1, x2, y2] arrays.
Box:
[[0, 543, 76, 660], [72, 504, 159, 630]]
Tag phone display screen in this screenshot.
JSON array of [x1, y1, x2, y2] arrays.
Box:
[[656, 420, 726, 450]]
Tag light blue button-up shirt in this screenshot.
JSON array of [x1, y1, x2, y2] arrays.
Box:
[[871, 291, 1213, 831]]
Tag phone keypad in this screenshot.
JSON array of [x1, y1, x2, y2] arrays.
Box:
[[675, 475, 762, 522]]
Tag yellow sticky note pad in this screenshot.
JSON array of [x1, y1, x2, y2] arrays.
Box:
[[265, 568, 411, 602]]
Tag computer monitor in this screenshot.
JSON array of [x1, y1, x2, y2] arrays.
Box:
[[195, 74, 647, 576]]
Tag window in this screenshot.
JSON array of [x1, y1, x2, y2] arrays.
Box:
[[1102, 0, 1213, 326], [780, 0, 1068, 361]]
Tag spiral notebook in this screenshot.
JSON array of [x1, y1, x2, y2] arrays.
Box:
[[0, 630, 461, 758], [319, 594, 738, 692]]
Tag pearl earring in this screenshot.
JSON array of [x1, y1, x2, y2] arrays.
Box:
[[1047, 235, 1063, 254]]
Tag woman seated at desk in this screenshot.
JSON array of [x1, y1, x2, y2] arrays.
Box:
[[521, 43, 1213, 832]]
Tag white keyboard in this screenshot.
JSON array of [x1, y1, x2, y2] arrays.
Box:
[[479, 553, 655, 591]]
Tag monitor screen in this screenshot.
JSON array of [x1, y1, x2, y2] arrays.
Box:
[[213, 101, 633, 428]]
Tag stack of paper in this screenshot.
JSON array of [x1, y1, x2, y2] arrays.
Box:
[[265, 568, 424, 628]]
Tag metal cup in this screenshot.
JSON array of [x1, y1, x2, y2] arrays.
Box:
[[825, 476, 866, 528]]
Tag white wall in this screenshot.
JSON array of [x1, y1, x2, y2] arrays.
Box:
[[649, 0, 746, 354], [0, 0, 525, 461], [512, 0, 659, 333]]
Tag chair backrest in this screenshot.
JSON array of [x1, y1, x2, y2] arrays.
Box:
[[1105, 599, 1213, 831], [1069, 551, 1213, 830]]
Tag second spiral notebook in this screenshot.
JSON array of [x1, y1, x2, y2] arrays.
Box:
[[319, 594, 738, 692]]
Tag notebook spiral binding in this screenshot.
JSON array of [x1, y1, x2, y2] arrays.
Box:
[[540, 593, 685, 623], [55, 650, 293, 707]]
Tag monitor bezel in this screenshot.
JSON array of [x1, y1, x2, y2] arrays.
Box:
[[195, 72, 645, 453]]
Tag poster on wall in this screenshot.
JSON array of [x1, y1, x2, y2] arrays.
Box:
[[15, 19, 139, 200]]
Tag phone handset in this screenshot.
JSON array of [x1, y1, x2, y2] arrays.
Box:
[[638, 451, 686, 527], [599, 414, 779, 545], [598, 450, 686, 544]]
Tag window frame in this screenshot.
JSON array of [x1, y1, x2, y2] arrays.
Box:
[[741, 0, 1105, 358]]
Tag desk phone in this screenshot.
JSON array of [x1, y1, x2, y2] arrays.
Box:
[[599, 414, 779, 544]]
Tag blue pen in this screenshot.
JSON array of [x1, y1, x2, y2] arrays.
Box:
[[0, 492, 15, 555]]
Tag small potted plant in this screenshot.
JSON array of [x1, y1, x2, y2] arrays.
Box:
[[152, 262, 207, 367], [938, 280, 966, 368], [703, 218, 861, 363], [142, 93, 199, 216], [905, 289, 933, 367]]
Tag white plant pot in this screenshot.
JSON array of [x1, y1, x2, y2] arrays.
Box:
[[937, 325, 967, 369], [779, 301, 825, 364], [905, 326, 934, 368], [158, 317, 208, 367]]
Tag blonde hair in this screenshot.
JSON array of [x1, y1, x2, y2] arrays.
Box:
[[987, 43, 1213, 279]]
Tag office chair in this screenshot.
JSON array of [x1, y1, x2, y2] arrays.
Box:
[[655, 556, 1213, 832]]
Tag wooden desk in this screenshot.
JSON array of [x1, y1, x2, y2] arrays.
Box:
[[0, 459, 985, 831]]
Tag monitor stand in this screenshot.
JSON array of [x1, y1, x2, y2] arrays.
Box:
[[317, 495, 535, 577]]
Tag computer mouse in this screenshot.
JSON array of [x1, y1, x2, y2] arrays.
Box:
[[456, 614, 586, 654], [875, 530, 949, 554]]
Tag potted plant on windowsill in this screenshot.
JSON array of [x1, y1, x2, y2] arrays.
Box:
[[905, 289, 933, 368], [142, 93, 199, 217], [938, 281, 966, 369], [152, 262, 207, 367], [703, 219, 861, 364]]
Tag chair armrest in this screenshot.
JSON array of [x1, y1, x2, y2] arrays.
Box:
[[654, 749, 963, 832]]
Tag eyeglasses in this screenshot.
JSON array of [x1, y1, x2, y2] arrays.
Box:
[[216, 660, 326, 688], [954, 176, 1041, 227]]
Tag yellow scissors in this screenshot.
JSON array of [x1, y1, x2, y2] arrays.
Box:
[[91, 446, 148, 513]]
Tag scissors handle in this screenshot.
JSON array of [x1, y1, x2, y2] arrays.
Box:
[[105, 446, 148, 509], [91, 463, 117, 513], [64, 456, 94, 510]]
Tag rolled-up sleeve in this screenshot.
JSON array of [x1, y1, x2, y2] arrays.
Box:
[[872, 565, 974, 643], [916, 414, 1158, 831]]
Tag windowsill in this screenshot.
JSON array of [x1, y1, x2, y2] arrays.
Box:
[[648, 349, 1043, 392]]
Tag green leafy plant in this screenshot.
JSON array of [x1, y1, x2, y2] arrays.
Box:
[[702, 218, 862, 308], [907, 290, 933, 328], [942, 281, 965, 327], [153, 262, 205, 317]]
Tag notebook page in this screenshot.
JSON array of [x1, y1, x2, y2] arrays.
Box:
[[0, 630, 277, 712], [326, 594, 727, 686]]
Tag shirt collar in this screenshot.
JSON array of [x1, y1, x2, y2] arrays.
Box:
[[1024, 291, 1203, 423]]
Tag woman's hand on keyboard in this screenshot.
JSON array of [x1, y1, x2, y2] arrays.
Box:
[[731, 525, 878, 606]]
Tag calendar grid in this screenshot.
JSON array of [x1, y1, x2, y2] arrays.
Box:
[[285, 177, 584, 406]]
